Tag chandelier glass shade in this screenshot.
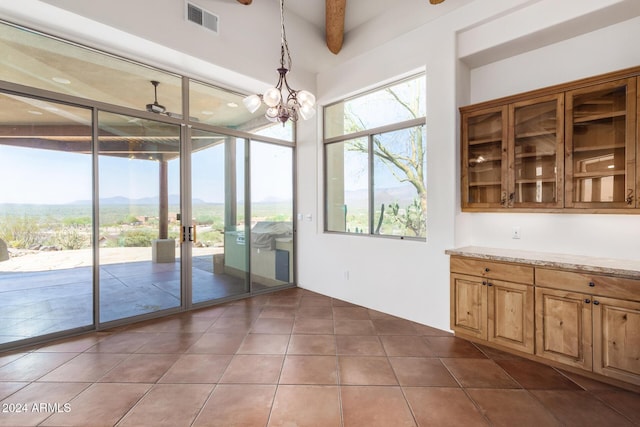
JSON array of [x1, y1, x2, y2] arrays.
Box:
[[243, 0, 316, 124]]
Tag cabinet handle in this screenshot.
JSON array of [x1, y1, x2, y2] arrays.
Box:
[[482, 281, 487, 286], [500, 191, 507, 207], [588, 282, 595, 287], [487, 282, 493, 287], [626, 189, 634, 205], [584, 299, 591, 304], [593, 300, 600, 305], [508, 192, 515, 207], [484, 267, 490, 273]]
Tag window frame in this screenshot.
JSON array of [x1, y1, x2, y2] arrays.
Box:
[[323, 74, 427, 241]]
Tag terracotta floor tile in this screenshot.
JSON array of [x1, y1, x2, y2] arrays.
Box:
[[389, 357, 458, 387], [295, 306, 334, 319], [135, 332, 202, 354], [380, 335, 434, 356], [441, 358, 520, 388], [287, 334, 336, 355], [496, 359, 582, 390], [40, 383, 151, 427], [404, 387, 490, 427], [341, 386, 416, 427], [268, 385, 341, 427], [556, 369, 622, 391], [333, 306, 370, 320], [187, 333, 246, 354], [266, 296, 300, 308], [208, 317, 254, 334], [258, 306, 297, 319], [279, 355, 338, 385], [98, 353, 179, 383], [0, 352, 77, 381], [372, 319, 418, 335], [292, 318, 334, 334], [237, 334, 290, 354], [38, 353, 129, 382], [336, 335, 385, 356], [220, 354, 284, 384], [474, 343, 526, 360], [424, 336, 487, 358], [334, 319, 375, 335], [593, 390, 640, 424], [467, 388, 561, 427], [191, 305, 227, 318], [86, 332, 154, 353], [193, 384, 276, 427], [35, 334, 103, 353], [367, 309, 399, 320], [117, 383, 213, 427], [338, 356, 398, 385], [159, 354, 232, 383], [331, 299, 358, 307], [413, 323, 453, 336], [0, 382, 28, 401], [531, 390, 634, 426], [250, 318, 294, 334], [0, 382, 88, 426], [0, 351, 27, 368], [299, 296, 333, 307], [219, 305, 263, 319]]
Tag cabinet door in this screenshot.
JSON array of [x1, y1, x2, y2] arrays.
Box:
[[565, 78, 637, 209], [462, 106, 508, 209], [450, 274, 487, 340], [535, 287, 593, 370], [593, 296, 640, 385], [509, 94, 564, 208], [488, 279, 534, 354]]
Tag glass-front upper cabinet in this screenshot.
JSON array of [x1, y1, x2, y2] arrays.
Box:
[[509, 94, 564, 208], [565, 78, 636, 208], [462, 106, 508, 208]]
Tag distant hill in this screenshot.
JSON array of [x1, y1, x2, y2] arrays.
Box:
[[72, 195, 210, 205]]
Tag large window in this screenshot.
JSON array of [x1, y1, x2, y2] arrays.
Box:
[[324, 74, 426, 239]]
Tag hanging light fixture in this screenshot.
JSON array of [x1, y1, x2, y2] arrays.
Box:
[[243, 0, 316, 125]]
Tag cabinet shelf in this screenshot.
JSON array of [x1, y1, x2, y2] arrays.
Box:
[[572, 143, 625, 153], [469, 181, 501, 187], [516, 151, 556, 159], [516, 178, 556, 184], [468, 136, 502, 146], [573, 110, 626, 124], [515, 130, 556, 139], [573, 170, 625, 179]]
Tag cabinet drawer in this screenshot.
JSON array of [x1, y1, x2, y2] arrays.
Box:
[[450, 257, 533, 284], [536, 268, 640, 301]]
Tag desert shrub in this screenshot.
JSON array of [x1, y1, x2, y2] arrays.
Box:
[[54, 226, 90, 250], [0, 216, 43, 248], [118, 229, 157, 247]]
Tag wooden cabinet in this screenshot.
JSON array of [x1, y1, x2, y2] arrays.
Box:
[[448, 251, 640, 388], [450, 257, 534, 354], [536, 267, 640, 385], [565, 78, 637, 209], [460, 67, 640, 213], [461, 106, 508, 208]]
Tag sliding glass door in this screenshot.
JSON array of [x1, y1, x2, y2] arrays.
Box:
[[98, 111, 181, 323], [0, 93, 93, 345]]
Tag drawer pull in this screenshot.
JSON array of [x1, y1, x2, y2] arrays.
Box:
[[487, 282, 493, 287], [484, 267, 490, 273], [588, 282, 595, 287], [584, 299, 591, 304], [593, 300, 600, 305], [482, 281, 487, 286]]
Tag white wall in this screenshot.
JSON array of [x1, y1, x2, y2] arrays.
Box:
[[460, 16, 640, 260]]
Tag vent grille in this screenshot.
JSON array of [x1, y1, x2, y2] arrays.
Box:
[[187, 2, 219, 33]]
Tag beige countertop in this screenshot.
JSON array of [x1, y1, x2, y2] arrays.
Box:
[[445, 246, 640, 279]]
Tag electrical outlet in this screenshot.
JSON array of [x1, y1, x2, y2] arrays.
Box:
[[512, 226, 521, 239]]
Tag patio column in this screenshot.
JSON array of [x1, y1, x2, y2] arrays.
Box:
[[159, 159, 168, 239]]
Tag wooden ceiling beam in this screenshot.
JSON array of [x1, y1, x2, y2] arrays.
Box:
[[326, 0, 346, 54]]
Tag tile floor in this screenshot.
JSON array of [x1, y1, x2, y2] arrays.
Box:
[[0, 287, 638, 426]]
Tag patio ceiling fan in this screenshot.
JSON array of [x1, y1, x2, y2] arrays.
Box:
[[235, 0, 447, 54], [145, 80, 180, 118]]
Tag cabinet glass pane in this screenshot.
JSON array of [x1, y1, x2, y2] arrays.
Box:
[[571, 85, 627, 203], [467, 112, 503, 204], [514, 100, 558, 204]]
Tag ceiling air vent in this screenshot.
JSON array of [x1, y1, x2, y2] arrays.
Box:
[[186, 2, 219, 34]]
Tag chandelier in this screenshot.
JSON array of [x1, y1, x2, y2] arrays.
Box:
[[243, 0, 316, 125]]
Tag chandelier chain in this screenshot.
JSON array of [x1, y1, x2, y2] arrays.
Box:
[[279, 0, 292, 71]]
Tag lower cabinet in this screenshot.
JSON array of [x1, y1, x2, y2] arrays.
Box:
[[450, 255, 640, 388], [535, 287, 593, 370], [451, 273, 534, 354]]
